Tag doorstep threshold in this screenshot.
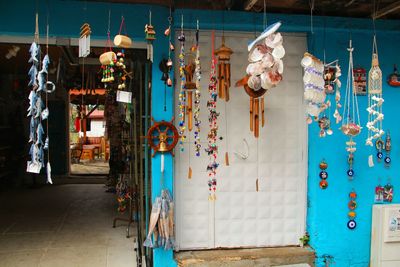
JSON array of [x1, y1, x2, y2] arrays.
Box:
[[175, 246, 315, 267]]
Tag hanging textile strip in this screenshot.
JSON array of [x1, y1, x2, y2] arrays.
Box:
[[366, 35, 384, 147], [177, 16, 186, 151], [206, 31, 219, 200], [193, 21, 201, 157]]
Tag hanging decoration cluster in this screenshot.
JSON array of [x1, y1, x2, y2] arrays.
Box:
[[236, 22, 285, 138], [193, 21, 202, 157], [27, 13, 55, 184], [177, 17, 186, 151], [99, 31, 116, 84], [341, 40, 362, 180], [205, 31, 219, 200], [366, 36, 384, 150], [324, 63, 342, 124]]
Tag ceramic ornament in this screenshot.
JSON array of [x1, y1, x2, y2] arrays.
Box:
[[236, 21, 284, 138], [319, 159, 328, 189], [193, 20, 201, 157], [215, 35, 233, 101], [341, 40, 362, 179], [387, 65, 400, 87], [144, 10, 156, 62], [79, 23, 91, 57], [366, 36, 384, 150], [205, 30, 219, 201], [384, 182, 393, 202], [347, 191, 357, 230]]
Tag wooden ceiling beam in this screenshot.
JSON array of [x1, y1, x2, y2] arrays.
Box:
[[373, 0, 400, 19]]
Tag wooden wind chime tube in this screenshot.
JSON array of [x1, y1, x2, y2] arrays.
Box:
[[186, 91, 193, 131], [254, 98, 260, 138], [225, 62, 231, 101], [250, 97, 254, 131], [261, 96, 265, 127]]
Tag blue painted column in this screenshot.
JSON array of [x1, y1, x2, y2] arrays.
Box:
[[149, 7, 177, 267]]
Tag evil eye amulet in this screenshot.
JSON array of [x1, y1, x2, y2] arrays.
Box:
[[347, 169, 354, 177], [319, 171, 328, 180], [385, 157, 391, 164], [377, 152, 383, 159], [347, 220, 357, 230]]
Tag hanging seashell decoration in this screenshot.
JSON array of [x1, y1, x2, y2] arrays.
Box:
[[215, 36, 233, 101], [366, 35, 384, 150], [236, 22, 285, 138], [341, 40, 362, 180]]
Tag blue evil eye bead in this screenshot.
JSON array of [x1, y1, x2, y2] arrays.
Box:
[[377, 152, 383, 159], [385, 157, 391, 164], [319, 171, 328, 180], [347, 220, 356, 230], [347, 169, 354, 177]]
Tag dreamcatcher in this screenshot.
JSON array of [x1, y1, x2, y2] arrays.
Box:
[[366, 35, 384, 159], [341, 40, 362, 179], [206, 30, 219, 200], [236, 22, 284, 138]]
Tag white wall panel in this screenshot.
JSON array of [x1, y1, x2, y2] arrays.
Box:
[[174, 30, 307, 250]]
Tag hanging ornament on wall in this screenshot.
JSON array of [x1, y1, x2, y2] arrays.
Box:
[[205, 30, 219, 201], [341, 40, 362, 180], [236, 21, 284, 138], [177, 14, 186, 151], [144, 10, 156, 62], [324, 61, 342, 126], [384, 181, 393, 203], [193, 20, 201, 157], [347, 190, 357, 230], [79, 23, 91, 57], [215, 35, 233, 101], [366, 35, 384, 153], [353, 67, 367, 95], [375, 137, 384, 163], [384, 131, 391, 168], [375, 183, 384, 203], [387, 65, 400, 87], [319, 159, 328, 189]]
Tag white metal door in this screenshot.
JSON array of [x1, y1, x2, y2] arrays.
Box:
[[174, 31, 307, 250]]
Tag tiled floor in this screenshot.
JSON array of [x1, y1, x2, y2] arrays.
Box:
[[0, 184, 136, 267]]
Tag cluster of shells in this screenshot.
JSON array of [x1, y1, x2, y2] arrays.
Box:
[[246, 32, 285, 91]]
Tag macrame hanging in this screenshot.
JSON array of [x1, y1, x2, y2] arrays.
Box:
[[215, 35, 233, 101], [193, 20, 201, 157], [144, 10, 156, 62], [177, 15, 186, 151], [206, 30, 219, 200], [366, 35, 384, 150], [341, 40, 362, 180], [236, 22, 284, 138]]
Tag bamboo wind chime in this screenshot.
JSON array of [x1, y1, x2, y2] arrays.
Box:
[[215, 36, 233, 101], [366, 35, 384, 151]]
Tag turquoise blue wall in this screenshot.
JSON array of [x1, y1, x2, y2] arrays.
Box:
[[3, 1, 400, 266]]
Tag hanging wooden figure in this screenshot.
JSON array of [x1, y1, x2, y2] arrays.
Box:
[[144, 10, 156, 62], [79, 23, 91, 57], [366, 35, 384, 153], [236, 22, 285, 138], [341, 40, 362, 179], [215, 35, 233, 101]]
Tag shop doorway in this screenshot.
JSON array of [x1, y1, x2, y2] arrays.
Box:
[[174, 31, 308, 250]]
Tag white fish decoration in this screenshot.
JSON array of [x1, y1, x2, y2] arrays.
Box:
[[248, 21, 282, 52]]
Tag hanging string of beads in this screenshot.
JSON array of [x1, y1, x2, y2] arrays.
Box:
[[178, 14, 186, 152], [193, 20, 201, 157], [206, 31, 219, 200]]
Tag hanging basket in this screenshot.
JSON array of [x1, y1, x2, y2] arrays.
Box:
[[341, 123, 361, 137]]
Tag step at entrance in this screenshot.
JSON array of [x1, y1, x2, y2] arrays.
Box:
[[175, 247, 315, 267]]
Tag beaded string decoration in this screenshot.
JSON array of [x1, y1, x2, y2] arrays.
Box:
[[366, 35, 384, 155], [347, 190, 357, 230], [341, 40, 362, 180], [193, 20, 201, 157], [177, 15, 186, 152], [206, 30, 219, 200]]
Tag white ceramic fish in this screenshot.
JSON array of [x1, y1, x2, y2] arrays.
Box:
[[248, 21, 282, 51]]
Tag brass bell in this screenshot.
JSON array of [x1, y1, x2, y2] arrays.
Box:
[[159, 133, 168, 152]]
